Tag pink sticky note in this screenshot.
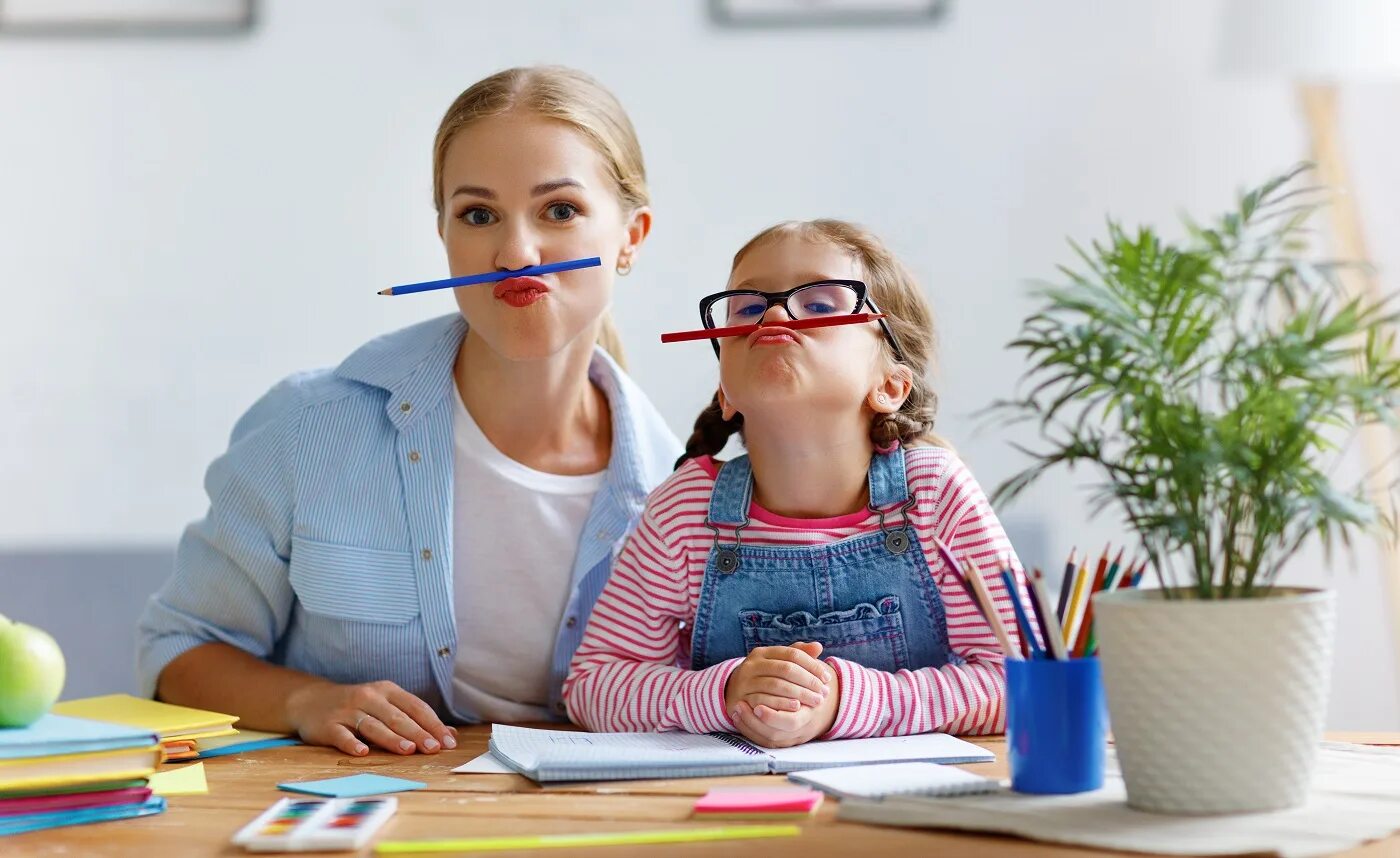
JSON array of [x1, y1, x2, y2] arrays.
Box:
[[693, 788, 822, 815]]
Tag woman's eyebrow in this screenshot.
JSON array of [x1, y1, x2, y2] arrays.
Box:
[[532, 178, 583, 196], [451, 184, 496, 200]]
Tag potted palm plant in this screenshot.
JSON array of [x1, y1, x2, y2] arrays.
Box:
[[991, 165, 1400, 814]]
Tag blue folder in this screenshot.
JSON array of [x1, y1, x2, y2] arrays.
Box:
[[0, 796, 167, 836], [0, 715, 158, 761]]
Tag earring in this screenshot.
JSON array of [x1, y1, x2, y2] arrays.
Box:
[[878, 394, 890, 404], [616, 257, 632, 276]]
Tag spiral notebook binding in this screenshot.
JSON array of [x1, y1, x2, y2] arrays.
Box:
[[707, 732, 765, 756]]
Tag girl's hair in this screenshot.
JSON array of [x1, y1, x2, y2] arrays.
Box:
[[677, 219, 946, 469], [432, 66, 647, 369]]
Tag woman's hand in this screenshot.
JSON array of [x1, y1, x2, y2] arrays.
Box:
[[285, 680, 458, 757], [724, 642, 832, 715], [731, 668, 840, 749]]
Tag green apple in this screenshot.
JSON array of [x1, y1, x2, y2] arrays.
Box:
[[0, 613, 66, 727]]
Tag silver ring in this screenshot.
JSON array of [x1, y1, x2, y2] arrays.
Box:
[[354, 714, 367, 733]]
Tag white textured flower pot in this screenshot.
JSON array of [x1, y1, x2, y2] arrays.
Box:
[[1093, 587, 1335, 814]]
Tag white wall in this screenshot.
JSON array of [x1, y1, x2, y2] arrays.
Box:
[[1, 0, 1397, 728]]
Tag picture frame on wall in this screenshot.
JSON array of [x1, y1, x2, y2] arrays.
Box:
[[0, 0, 255, 37], [710, 0, 949, 28]]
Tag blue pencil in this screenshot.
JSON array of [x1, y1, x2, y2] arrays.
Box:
[[379, 256, 602, 296], [1001, 566, 1044, 660]]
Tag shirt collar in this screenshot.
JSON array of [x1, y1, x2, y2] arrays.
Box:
[[334, 313, 655, 506]]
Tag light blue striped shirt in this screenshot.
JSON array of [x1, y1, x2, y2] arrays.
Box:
[[137, 314, 682, 723]]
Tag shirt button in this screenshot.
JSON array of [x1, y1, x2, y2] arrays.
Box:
[[408, 450, 421, 463], [437, 646, 451, 657], [421, 548, 433, 561], [400, 402, 412, 413], [566, 616, 577, 629]]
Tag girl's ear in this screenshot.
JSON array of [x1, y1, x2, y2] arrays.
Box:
[[718, 385, 740, 421], [868, 364, 914, 414]]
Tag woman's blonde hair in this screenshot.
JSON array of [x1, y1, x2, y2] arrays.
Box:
[[432, 66, 647, 368], [678, 219, 946, 468]]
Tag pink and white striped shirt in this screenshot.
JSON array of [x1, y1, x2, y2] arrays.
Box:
[[563, 445, 1027, 739]]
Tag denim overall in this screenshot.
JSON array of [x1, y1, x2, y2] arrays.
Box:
[[690, 447, 959, 672]]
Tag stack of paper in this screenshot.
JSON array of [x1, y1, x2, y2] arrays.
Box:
[[52, 695, 239, 760], [0, 714, 166, 837], [693, 788, 823, 820]]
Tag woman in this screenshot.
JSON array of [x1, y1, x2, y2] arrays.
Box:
[[137, 66, 681, 757]]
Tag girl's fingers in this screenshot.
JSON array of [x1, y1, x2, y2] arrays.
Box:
[[355, 715, 417, 755], [752, 704, 805, 732], [749, 658, 827, 696], [743, 692, 802, 713], [783, 643, 832, 680], [751, 676, 824, 707]]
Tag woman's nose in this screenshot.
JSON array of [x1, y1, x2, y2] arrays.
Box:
[[494, 223, 542, 272]]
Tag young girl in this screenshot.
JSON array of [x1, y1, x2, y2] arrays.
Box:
[[563, 220, 1027, 748]]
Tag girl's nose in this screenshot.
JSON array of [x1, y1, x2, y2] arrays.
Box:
[[759, 302, 794, 325]]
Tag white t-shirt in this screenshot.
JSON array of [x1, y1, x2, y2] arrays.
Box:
[[450, 387, 606, 723]]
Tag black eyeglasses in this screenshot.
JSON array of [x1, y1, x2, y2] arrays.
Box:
[[697, 279, 907, 362]]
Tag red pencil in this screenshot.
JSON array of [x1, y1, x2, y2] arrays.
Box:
[[660, 313, 887, 344], [1071, 543, 1111, 658]]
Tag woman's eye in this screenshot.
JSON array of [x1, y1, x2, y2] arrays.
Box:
[[545, 202, 579, 222], [460, 207, 496, 226]]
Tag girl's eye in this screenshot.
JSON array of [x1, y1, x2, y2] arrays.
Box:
[[460, 207, 496, 226], [803, 301, 838, 314], [735, 303, 765, 317], [545, 202, 579, 222]]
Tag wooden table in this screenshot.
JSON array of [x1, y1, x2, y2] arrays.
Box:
[[9, 728, 1400, 857]]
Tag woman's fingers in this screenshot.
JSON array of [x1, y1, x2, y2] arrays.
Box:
[[356, 684, 439, 753], [320, 723, 368, 757], [354, 714, 418, 755], [386, 686, 456, 750]]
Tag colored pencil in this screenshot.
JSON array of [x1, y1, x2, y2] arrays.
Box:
[[1028, 568, 1069, 660], [1084, 546, 1126, 655], [379, 256, 602, 296], [1023, 567, 1052, 657], [1062, 562, 1090, 650], [962, 555, 1019, 659], [931, 538, 987, 622], [1000, 564, 1042, 659], [1055, 548, 1077, 622], [1130, 558, 1148, 588], [660, 312, 888, 344], [1071, 545, 1111, 658]]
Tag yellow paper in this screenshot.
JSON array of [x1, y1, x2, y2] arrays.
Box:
[[374, 825, 801, 854], [149, 762, 208, 796], [52, 695, 237, 740]]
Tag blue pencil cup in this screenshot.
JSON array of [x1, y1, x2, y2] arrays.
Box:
[[1006, 657, 1106, 794]]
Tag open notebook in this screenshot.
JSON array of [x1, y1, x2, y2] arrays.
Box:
[[489, 725, 994, 783]]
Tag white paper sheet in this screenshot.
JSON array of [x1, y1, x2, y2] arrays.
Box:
[[452, 752, 517, 775]]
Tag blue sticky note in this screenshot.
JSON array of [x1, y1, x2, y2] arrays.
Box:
[[277, 773, 426, 798]]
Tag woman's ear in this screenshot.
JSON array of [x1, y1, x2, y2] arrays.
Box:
[[718, 385, 740, 422], [618, 206, 653, 272], [867, 364, 914, 414]]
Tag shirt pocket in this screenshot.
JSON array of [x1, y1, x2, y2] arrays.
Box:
[[288, 535, 421, 624], [739, 595, 909, 672]]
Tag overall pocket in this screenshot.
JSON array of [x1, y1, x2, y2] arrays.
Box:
[[739, 595, 909, 672]]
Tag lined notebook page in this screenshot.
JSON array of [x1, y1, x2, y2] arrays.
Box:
[[790, 762, 999, 799], [488, 725, 764, 781], [765, 732, 995, 772]]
